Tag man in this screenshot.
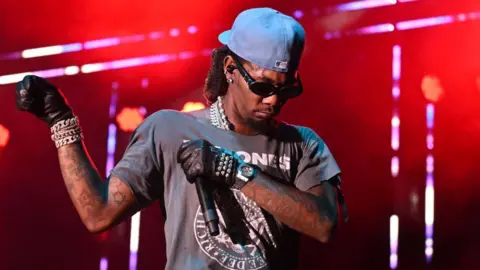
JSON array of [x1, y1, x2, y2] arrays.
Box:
[[15, 7, 347, 270]]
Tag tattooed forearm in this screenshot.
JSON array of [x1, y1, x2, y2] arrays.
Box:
[[58, 142, 107, 231], [240, 172, 337, 243], [57, 142, 132, 233]]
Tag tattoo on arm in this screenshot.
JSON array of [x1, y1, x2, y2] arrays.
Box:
[[241, 173, 337, 242], [57, 142, 134, 232], [110, 177, 127, 205]]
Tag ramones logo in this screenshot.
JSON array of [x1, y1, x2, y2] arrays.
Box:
[[193, 190, 276, 270], [181, 140, 291, 171], [235, 151, 290, 171]]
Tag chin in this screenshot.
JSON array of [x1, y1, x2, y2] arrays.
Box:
[[246, 117, 272, 131]]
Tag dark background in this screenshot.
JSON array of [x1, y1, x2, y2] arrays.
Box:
[[1, 0, 480, 269]]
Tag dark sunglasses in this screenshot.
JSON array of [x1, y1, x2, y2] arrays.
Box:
[[230, 55, 303, 100]]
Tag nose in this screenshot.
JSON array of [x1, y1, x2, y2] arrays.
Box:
[[262, 94, 281, 107]]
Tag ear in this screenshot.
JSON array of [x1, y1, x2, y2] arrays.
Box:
[[223, 55, 236, 73]]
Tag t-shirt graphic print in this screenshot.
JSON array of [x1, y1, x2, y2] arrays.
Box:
[[194, 188, 277, 270]]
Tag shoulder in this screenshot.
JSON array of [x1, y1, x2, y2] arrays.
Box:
[[144, 109, 189, 122], [275, 121, 330, 157], [130, 109, 189, 137], [276, 121, 324, 144], [134, 108, 211, 140], [131, 108, 210, 148]]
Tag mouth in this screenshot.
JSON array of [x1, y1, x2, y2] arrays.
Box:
[[253, 110, 274, 119]]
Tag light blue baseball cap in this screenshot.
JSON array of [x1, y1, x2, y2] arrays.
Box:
[[218, 7, 306, 73]]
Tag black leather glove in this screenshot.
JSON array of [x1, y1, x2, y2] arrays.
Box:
[[15, 75, 74, 127], [177, 139, 239, 187]]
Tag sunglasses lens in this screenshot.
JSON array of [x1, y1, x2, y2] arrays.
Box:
[[249, 82, 302, 100], [279, 87, 302, 99], [250, 82, 275, 97]]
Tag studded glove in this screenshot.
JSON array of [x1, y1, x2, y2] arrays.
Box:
[[177, 139, 254, 189], [177, 139, 247, 188]]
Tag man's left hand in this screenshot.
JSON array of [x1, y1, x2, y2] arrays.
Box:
[[177, 139, 239, 187]]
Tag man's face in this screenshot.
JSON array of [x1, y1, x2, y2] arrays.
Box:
[[225, 56, 296, 128]]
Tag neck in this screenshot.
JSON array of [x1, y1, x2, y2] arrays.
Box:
[[222, 94, 260, 136]]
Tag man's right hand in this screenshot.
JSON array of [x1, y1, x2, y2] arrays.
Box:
[[15, 75, 74, 127]]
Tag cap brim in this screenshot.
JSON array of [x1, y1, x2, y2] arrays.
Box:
[[218, 30, 231, 44]]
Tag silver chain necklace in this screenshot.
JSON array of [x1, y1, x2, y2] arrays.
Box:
[[210, 96, 233, 130], [210, 96, 276, 134]]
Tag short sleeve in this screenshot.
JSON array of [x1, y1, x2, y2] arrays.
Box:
[[294, 129, 341, 191], [109, 116, 163, 208]]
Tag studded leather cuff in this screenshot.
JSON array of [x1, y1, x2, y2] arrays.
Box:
[[213, 150, 237, 187]]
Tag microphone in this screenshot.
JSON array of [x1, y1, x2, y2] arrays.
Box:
[[195, 177, 219, 236]]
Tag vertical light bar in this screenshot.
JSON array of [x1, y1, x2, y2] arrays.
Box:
[[393, 46, 401, 84], [129, 80, 148, 270], [130, 212, 141, 270], [391, 44, 401, 169], [425, 103, 435, 262], [391, 156, 399, 177], [390, 44, 401, 270], [100, 257, 108, 270], [106, 82, 119, 177], [391, 115, 400, 151], [390, 215, 399, 269], [100, 81, 120, 270], [391, 45, 401, 154]]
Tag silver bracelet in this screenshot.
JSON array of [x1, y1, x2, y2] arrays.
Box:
[[54, 134, 83, 148], [50, 117, 83, 148]]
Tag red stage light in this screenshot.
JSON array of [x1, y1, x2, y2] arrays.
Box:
[[0, 124, 10, 148], [181, 102, 205, 112], [421, 75, 444, 103], [116, 107, 145, 132]]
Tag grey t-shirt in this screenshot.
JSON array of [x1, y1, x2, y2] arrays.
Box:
[[110, 108, 342, 270]]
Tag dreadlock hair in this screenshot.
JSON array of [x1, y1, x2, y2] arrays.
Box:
[[203, 45, 233, 106]]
